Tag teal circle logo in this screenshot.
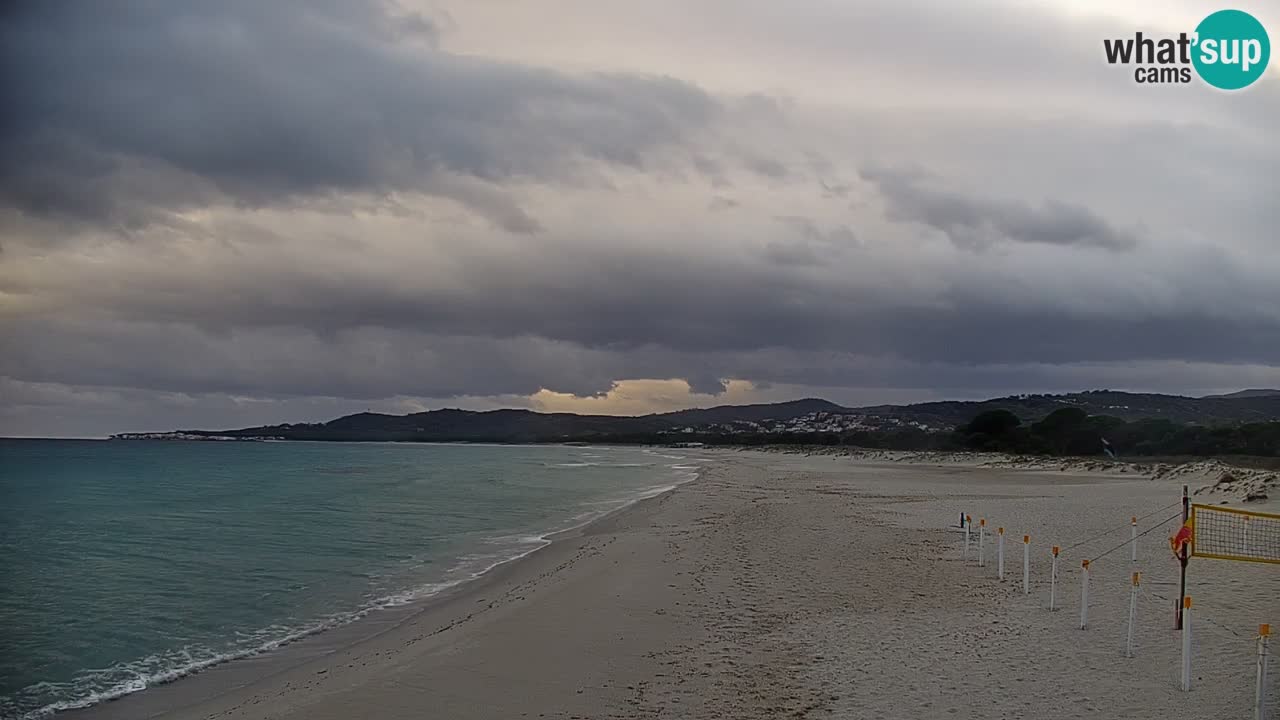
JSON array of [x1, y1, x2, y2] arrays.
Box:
[[1192, 10, 1270, 90]]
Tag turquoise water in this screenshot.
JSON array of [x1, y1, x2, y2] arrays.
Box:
[[0, 440, 702, 719]]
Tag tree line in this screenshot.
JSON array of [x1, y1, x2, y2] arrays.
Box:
[[657, 408, 1280, 458]]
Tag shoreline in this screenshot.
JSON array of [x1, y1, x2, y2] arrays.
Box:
[[53, 458, 704, 720], [53, 451, 1279, 719]]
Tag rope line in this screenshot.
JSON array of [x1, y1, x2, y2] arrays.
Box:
[[962, 501, 1257, 651], [1087, 512, 1182, 563], [1139, 586, 1246, 640], [1061, 501, 1181, 552]]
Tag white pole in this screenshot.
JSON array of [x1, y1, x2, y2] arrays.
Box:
[[1022, 535, 1030, 595], [1080, 559, 1090, 630], [1181, 596, 1192, 691], [998, 528, 1005, 580], [1126, 572, 1140, 657], [979, 519, 986, 567], [964, 515, 971, 560], [1257, 624, 1271, 720], [1050, 546, 1059, 611], [1130, 516, 1138, 563]]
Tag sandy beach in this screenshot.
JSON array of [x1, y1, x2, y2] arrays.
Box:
[[72, 451, 1278, 720]]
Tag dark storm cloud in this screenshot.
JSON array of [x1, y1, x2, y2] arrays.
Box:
[[865, 168, 1139, 251], [683, 375, 730, 396], [0, 321, 622, 400], [0, 0, 719, 229], [5, 225, 1280, 406], [3, 0, 1278, 438], [6, 304, 1280, 411]]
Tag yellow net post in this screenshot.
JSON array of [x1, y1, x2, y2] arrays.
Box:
[[1179, 486, 1189, 631]]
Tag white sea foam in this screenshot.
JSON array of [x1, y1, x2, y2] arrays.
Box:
[[14, 616, 367, 719], [6, 448, 714, 720], [11, 574, 487, 720]]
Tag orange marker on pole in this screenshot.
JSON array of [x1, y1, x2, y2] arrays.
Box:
[[1131, 516, 1138, 562], [978, 519, 986, 567], [1181, 596, 1193, 691], [1049, 545, 1060, 610], [1022, 535, 1031, 594], [1080, 559, 1091, 630], [1259, 624, 1272, 720]]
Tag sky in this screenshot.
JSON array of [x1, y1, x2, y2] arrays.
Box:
[[2, 0, 1278, 437]]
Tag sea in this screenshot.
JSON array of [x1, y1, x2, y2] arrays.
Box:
[[0, 439, 706, 719]]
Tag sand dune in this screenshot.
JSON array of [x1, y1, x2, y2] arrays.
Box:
[[760, 447, 1279, 507]]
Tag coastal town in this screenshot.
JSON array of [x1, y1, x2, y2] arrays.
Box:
[[110, 432, 283, 441], [674, 410, 937, 436]]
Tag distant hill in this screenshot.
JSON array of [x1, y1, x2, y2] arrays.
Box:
[[854, 390, 1280, 427], [1200, 389, 1280, 399], [163, 399, 839, 443], [654, 398, 843, 425], [125, 390, 1280, 444]]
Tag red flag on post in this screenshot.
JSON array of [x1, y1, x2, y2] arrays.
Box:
[[1169, 520, 1192, 557]]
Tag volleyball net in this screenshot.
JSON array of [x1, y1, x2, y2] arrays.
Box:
[[1188, 504, 1280, 565]]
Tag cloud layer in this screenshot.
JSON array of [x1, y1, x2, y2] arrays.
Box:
[[1, 0, 720, 230], [2, 0, 1278, 436]]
